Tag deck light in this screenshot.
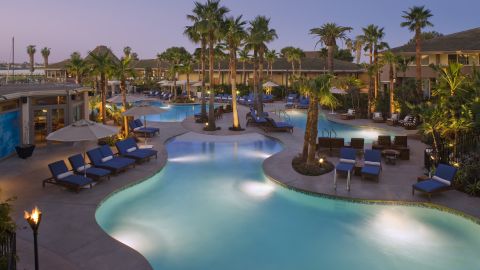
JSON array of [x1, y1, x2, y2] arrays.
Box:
[[319, 158, 324, 164], [24, 206, 42, 270]]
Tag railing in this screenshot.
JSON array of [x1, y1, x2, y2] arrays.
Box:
[[0, 231, 16, 270], [425, 131, 480, 168], [321, 128, 337, 138], [272, 109, 291, 123]]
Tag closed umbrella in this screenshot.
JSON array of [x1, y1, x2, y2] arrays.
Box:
[[122, 104, 167, 145], [46, 119, 119, 176]]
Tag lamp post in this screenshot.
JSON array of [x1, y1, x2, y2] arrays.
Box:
[[24, 206, 42, 270]]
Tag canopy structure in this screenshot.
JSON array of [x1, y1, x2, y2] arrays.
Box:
[[107, 95, 143, 104], [330, 87, 348, 95]]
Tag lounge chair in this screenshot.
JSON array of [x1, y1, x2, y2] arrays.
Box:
[[87, 147, 135, 174], [403, 116, 419, 130], [386, 113, 399, 126], [285, 94, 298, 109], [348, 138, 364, 155], [129, 120, 158, 138], [340, 109, 355, 120], [372, 135, 391, 150], [68, 154, 111, 181], [44, 160, 93, 192], [391, 135, 410, 160], [412, 164, 457, 200], [361, 150, 382, 181], [372, 112, 385, 123], [115, 138, 158, 163], [262, 118, 294, 133], [246, 109, 268, 126], [296, 98, 309, 109], [334, 147, 357, 191]]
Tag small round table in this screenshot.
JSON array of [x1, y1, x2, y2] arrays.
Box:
[[382, 149, 400, 165]]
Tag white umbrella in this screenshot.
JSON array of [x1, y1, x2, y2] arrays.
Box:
[[192, 81, 210, 87], [107, 95, 142, 104], [122, 104, 167, 145], [263, 81, 279, 87], [46, 119, 119, 177], [330, 87, 348, 95]]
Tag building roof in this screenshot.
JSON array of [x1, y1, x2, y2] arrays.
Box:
[[0, 83, 89, 100], [46, 45, 120, 70], [391, 27, 480, 54]]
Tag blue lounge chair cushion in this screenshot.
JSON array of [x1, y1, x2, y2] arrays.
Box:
[[364, 149, 381, 163], [48, 160, 93, 186], [340, 148, 357, 161], [273, 121, 293, 128], [83, 167, 110, 178], [100, 145, 135, 165], [413, 179, 449, 193], [134, 119, 159, 132], [336, 162, 354, 173], [116, 138, 157, 160], [361, 165, 381, 176], [68, 154, 110, 178], [435, 164, 457, 183], [62, 175, 93, 186]]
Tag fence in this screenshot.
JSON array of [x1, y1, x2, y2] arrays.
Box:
[[425, 131, 480, 169], [0, 231, 16, 270]]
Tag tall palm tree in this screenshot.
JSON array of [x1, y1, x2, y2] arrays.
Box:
[[346, 36, 364, 64], [238, 48, 250, 85], [360, 24, 386, 114], [214, 44, 227, 84], [123, 46, 132, 58], [310, 23, 352, 73], [88, 51, 113, 124], [159, 47, 190, 99], [265, 49, 277, 78], [246, 16, 277, 115], [111, 56, 136, 135], [281, 46, 296, 75], [26, 45, 36, 74], [179, 52, 194, 98], [381, 51, 399, 115], [66, 52, 85, 84], [293, 47, 305, 75], [41, 47, 50, 68], [401, 5, 434, 97], [224, 15, 247, 130]]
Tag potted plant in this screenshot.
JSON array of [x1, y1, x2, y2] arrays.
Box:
[[15, 124, 35, 159]]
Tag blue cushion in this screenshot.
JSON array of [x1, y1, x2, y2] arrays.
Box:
[[68, 154, 86, 170], [62, 175, 93, 186], [84, 167, 110, 178], [336, 162, 354, 172], [435, 164, 457, 182], [86, 148, 103, 166], [361, 165, 381, 176], [125, 149, 157, 160], [48, 160, 69, 177], [364, 149, 381, 163], [413, 179, 449, 193], [340, 148, 356, 160]]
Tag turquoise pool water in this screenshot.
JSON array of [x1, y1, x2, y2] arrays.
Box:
[[96, 133, 480, 270], [145, 101, 217, 122]]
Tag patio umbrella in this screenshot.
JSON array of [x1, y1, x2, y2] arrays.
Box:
[[107, 95, 142, 104], [46, 119, 119, 176], [263, 81, 279, 87], [122, 104, 167, 144]]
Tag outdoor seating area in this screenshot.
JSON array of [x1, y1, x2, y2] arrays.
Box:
[[334, 148, 382, 190], [44, 138, 158, 192], [413, 164, 457, 200], [129, 119, 160, 137]]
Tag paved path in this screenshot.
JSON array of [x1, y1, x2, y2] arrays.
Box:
[[0, 102, 479, 270]]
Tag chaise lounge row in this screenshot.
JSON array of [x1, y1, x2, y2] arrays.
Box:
[[44, 138, 158, 192]]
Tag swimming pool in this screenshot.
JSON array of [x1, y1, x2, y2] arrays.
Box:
[[96, 133, 480, 270], [145, 101, 216, 122], [284, 110, 392, 143]]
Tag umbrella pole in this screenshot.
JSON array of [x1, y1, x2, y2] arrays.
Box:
[[83, 144, 87, 178]]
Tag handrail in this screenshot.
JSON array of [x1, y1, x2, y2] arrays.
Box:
[[331, 128, 337, 138]]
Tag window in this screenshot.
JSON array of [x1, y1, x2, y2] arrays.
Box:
[[0, 100, 19, 112], [31, 96, 66, 106], [448, 54, 470, 65], [421, 55, 429, 66], [448, 54, 457, 65]]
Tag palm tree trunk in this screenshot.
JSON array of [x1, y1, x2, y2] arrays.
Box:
[[389, 63, 395, 115], [253, 51, 258, 110], [187, 72, 191, 98], [257, 48, 265, 115], [302, 98, 315, 160], [415, 28, 423, 98], [242, 61, 246, 85], [201, 39, 207, 120], [368, 47, 374, 117], [374, 49, 379, 99], [230, 50, 240, 129], [120, 79, 128, 136], [327, 45, 334, 73], [355, 47, 361, 64], [100, 73, 106, 124], [306, 96, 319, 166], [291, 62, 295, 77], [299, 59, 302, 76], [207, 34, 216, 129]]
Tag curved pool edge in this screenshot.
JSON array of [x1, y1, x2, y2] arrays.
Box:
[[262, 149, 480, 225]]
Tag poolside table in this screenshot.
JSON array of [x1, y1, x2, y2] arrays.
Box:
[[382, 149, 400, 165]]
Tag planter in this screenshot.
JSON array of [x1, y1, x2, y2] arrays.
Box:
[[15, 144, 35, 159]]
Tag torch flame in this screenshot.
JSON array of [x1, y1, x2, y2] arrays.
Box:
[[24, 206, 41, 225]]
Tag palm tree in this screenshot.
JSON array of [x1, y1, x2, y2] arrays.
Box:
[[401, 5, 434, 97], [159, 47, 190, 100], [281, 46, 296, 75], [88, 51, 113, 124], [310, 23, 352, 73], [265, 49, 277, 78], [381, 51, 399, 114], [111, 56, 136, 135], [346, 36, 364, 64], [214, 44, 227, 84], [123, 46, 132, 58], [41, 47, 50, 68], [293, 47, 305, 75], [359, 24, 386, 114], [26, 45, 36, 75], [238, 48, 250, 85], [179, 52, 194, 98], [185, 18, 208, 121], [246, 16, 277, 115], [188, 0, 229, 129], [224, 15, 247, 130], [66, 52, 85, 84]]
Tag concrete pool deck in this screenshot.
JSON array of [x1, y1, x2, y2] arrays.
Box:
[[0, 102, 479, 269]]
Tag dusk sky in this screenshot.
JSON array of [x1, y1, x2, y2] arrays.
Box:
[[1, 0, 479, 63]]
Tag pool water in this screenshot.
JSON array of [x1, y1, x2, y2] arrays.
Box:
[[145, 101, 216, 122], [96, 133, 480, 270], [285, 110, 391, 143]]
